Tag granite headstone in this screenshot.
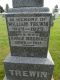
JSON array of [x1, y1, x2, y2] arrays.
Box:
[[3, 0, 54, 80]]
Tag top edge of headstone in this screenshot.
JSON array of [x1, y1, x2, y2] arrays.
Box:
[[12, 0, 44, 8], [4, 7, 50, 14]]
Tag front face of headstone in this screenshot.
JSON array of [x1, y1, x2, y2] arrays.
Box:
[[6, 13, 51, 57], [12, 0, 44, 8]]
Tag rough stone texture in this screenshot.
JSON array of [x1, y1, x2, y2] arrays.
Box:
[[4, 52, 54, 80], [10, 47, 48, 57], [12, 0, 44, 8], [3, 76, 54, 80], [5, 8, 52, 57], [7, 7, 49, 13]]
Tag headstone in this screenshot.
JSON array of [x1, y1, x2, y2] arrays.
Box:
[[3, 0, 54, 80], [5, 7, 51, 57], [12, 0, 44, 8]]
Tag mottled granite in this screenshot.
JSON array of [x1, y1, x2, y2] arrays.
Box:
[[4, 52, 54, 80]]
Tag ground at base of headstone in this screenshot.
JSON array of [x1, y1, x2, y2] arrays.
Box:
[[3, 76, 54, 80]]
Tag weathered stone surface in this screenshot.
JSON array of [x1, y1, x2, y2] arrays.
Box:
[[4, 52, 54, 80], [5, 7, 52, 57], [3, 76, 54, 80], [7, 7, 49, 13], [12, 0, 44, 8]]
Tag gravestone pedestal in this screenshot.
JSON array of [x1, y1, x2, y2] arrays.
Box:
[[3, 0, 54, 80], [4, 52, 54, 80]]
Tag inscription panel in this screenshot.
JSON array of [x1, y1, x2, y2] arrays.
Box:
[[6, 14, 51, 57], [7, 14, 50, 47]]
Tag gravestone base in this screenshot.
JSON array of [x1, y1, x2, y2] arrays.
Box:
[[4, 52, 54, 80], [3, 76, 54, 80]]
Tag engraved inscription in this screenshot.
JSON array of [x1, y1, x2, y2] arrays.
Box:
[[7, 15, 50, 47], [9, 70, 48, 78]]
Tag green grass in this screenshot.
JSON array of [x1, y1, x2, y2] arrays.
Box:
[[49, 16, 60, 80], [0, 15, 60, 80], [0, 16, 9, 80]]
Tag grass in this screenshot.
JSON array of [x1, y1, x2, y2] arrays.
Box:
[[0, 16, 9, 80], [0, 15, 60, 80], [49, 16, 60, 80]]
